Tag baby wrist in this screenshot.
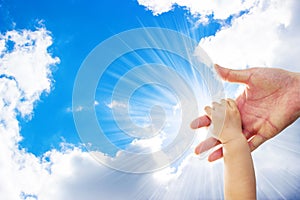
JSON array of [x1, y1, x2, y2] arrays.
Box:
[[222, 134, 247, 146]]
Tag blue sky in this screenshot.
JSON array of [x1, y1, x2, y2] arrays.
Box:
[[1, 0, 300, 199], [1, 0, 221, 155]]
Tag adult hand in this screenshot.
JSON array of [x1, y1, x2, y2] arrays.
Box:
[[191, 64, 300, 161]]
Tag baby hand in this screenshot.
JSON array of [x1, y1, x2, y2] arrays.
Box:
[[205, 99, 243, 144]]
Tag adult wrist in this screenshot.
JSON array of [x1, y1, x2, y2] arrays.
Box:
[[291, 72, 300, 116], [296, 73, 300, 118]]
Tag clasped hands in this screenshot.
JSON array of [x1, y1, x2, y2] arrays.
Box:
[[191, 64, 300, 161]]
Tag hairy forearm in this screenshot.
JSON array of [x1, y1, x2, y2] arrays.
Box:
[[223, 136, 256, 200]]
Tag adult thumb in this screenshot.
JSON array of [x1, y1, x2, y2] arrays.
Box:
[[214, 64, 252, 84]]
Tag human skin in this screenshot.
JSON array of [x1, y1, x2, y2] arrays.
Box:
[[205, 99, 256, 200], [191, 64, 300, 161]]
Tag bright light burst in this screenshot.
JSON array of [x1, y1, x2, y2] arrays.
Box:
[[72, 19, 300, 197], [73, 27, 225, 174]]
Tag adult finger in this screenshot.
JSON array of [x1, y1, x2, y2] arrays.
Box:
[[248, 134, 266, 151], [190, 115, 211, 129], [214, 64, 252, 84], [194, 137, 220, 155], [208, 147, 223, 162]]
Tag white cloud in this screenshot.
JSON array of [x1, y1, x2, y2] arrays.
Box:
[[196, 0, 300, 74], [66, 101, 99, 113], [106, 100, 127, 109], [0, 28, 60, 117], [129, 135, 164, 153], [0, 27, 59, 199], [94, 100, 99, 106], [137, 0, 256, 21], [137, 0, 174, 16], [138, 0, 300, 72], [272, 0, 300, 71], [67, 105, 83, 113]]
